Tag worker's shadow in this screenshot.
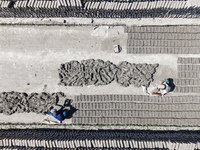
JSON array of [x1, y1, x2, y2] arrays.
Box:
[[167, 78, 175, 92], [63, 99, 78, 119]]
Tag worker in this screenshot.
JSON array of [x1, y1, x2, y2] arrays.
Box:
[[48, 105, 68, 123], [142, 79, 171, 97]]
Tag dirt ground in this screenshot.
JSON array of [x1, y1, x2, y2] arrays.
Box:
[[0, 25, 199, 124]]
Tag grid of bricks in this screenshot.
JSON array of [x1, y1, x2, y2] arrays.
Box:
[[72, 95, 200, 126], [174, 57, 200, 93], [0, 129, 200, 149], [1, 0, 200, 18], [125, 26, 200, 54]]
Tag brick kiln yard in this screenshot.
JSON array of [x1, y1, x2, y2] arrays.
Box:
[[1, 23, 200, 127]]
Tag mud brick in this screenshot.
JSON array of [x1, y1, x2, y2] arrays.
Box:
[[147, 27, 152, 33], [104, 95, 109, 101], [103, 102, 108, 109], [81, 95, 86, 101], [193, 65, 199, 71], [177, 65, 183, 71], [181, 58, 190, 64], [96, 95, 101, 101], [100, 110, 105, 117], [140, 33, 144, 39], [160, 47, 166, 53], [128, 26, 133, 33], [189, 87, 194, 93], [115, 95, 121, 103], [178, 72, 184, 78], [141, 27, 147, 33], [193, 87, 198, 93], [124, 26, 128, 33], [145, 33, 151, 39], [156, 40, 161, 46], [135, 33, 140, 39], [128, 33, 132, 39], [91, 95, 96, 102], [177, 57, 183, 64], [84, 103, 90, 109], [134, 47, 140, 54], [127, 47, 132, 53]]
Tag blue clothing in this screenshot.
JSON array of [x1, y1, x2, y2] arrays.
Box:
[[48, 106, 64, 121]]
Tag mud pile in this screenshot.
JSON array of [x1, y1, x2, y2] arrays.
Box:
[[116, 62, 159, 87], [59, 59, 118, 86], [59, 59, 159, 87], [0, 92, 65, 115]]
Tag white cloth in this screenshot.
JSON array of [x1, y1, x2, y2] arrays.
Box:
[[160, 83, 171, 95]]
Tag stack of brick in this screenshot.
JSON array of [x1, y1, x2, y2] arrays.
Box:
[[0, 0, 200, 18], [125, 26, 200, 54], [0, 129, 199, 149], [72, 94, 200, 126], [175, 57, 200, 93]]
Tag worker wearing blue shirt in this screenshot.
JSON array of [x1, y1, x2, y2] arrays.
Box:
[[48, 105, 67, 123]]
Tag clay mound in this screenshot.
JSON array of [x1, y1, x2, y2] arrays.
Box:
[[59, 59, 159, 87], [116, 62, 159, 87], [28, 92, 57, 114], [1, 92, 29, 115], [59, 60, 84, 86], [0, 92, 65, 115], [59, 59, 118, 86]]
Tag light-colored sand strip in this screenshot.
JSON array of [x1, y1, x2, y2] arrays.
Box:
[[1, 18, 200, 26]]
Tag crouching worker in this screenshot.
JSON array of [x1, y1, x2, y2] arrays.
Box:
[[41, 104, 70, 124], [48, 105, 69, 123], [151, 79, 171, 96], [142, 79, 172, 97]]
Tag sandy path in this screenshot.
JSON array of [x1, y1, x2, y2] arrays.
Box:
[[0, 25, 199, 124], [0, 25, 179, 96]]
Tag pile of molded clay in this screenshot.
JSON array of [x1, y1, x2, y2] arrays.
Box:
[[0, 92, 65, 115], [59, 59, 159, 87]]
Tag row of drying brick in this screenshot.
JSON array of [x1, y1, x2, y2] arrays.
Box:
[[128, 33, 200, 40], [73, 110, 200, 118], [178, 65, 200, 71], [0, 8, 82, 18], [73, 102, 200, 111], [0, 138, 197, 149], [72, 117, 200, 126], [127, 47, 200, 54], [84, 1, 187, 11], [0, 0, 82, 9], [174, 79, 200, 85], [74, 95, 200, 103], [174, 86, 200, 93], [178, 72, 200, 79], [127, 39, 199, 47], [125, 26, 200, 33], [1, 129, 200, 149], [0, 0, 188, 10], [178, 57, 200, 64]]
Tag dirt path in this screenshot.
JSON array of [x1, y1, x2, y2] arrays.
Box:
[[0, 25, 200, 124]]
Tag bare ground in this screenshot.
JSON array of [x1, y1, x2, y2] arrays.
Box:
[[0, 25, 199, 124]]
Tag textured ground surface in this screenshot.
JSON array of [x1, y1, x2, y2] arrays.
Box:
[[0, 25, 200, 127]]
